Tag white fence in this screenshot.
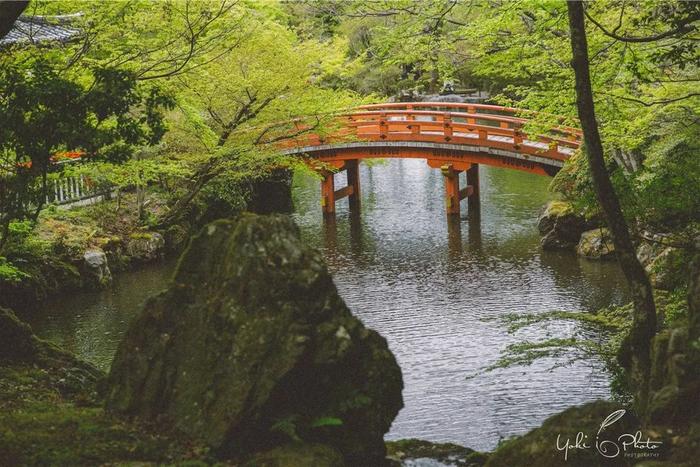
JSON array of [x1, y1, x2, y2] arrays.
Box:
[[46, 173, 111, 206]]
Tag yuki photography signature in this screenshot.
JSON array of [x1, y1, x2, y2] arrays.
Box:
[[556, 409, 663, 461]]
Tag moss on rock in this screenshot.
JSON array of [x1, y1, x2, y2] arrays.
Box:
[[577, 228, 616, 260], [386, 438, 488, 466], [0, 364, 220, 466], [538, 201, 591, 250], [486, 400, 640, 467], [105, 214, 403, 465], [0, 307, 221, 466], [242, 442, 345, 467]]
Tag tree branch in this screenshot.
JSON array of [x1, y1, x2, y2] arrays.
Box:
[[584, 9, 700, 43], [254, 116, 321, 145], [599, 91, 700, 107]]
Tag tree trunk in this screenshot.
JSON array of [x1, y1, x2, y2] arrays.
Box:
[[567, 1, 657, 412], [136, 184, 146, 221], [155, 159, 221, 228]]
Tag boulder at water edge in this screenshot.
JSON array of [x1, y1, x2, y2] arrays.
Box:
[[637, 235, 689, 290], [105, 214, 403, 465], [537, 201, 589, 250], [125, 232, 165, 262], [577, 228, 616, 260], [82, 248, 112, 287]]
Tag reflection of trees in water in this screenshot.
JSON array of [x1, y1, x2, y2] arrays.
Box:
[[480, 166, 552, 215], [291, 171, 321, 215], [30, 262, 175, 370], [539, 251, 630, 311]]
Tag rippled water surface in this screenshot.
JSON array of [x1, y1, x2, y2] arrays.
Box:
[[29, 160, 629, 451]]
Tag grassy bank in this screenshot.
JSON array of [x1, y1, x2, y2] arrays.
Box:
[[0, 191, 176, 311]]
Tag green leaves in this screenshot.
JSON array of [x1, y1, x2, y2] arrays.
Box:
[[0, 46, 173, 251], [270, 416, 302, 442], [310, 416, 343, 428], [270, 415, 344, 443], [0, 256, 30, 283]]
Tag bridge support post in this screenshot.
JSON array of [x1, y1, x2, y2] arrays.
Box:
[[321, 171, 336, 216], [466, 164, 480, 216], [441, 165, 462, 216], [346, 159, 361, 213]]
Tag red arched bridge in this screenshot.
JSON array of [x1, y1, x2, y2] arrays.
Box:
[[278, 102, 581, 217]]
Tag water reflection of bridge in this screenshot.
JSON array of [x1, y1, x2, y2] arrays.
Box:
[[323, 212, 482, 262], [281, 102, 580, 218]]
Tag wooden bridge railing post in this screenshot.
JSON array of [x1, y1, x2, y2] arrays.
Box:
[[407, 105, 419, 136], [513, 129, 523, 149], [467, 105, 476, 125], [443, 113, 453, 140]]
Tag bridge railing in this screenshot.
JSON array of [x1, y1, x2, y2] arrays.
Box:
[[357, 102, 582, 137], [279, 102, 580, 162]]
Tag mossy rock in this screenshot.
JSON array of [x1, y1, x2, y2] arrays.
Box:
[[542, 200, 574, 218], [242, 443, 345, 467], [538, 201, 590, 251], [647, 327, 700, 426], [386, 438, 488, 466], [125, 231, 165, 262], [106, 214, 403, 465], [0, 309, 218, 466], [638, 240, 692, 291], [577, 228, 616, 260], [486, 400, 642, 467]]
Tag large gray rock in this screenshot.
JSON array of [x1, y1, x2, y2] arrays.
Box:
[[537, 201, 589, 250], [577, 228, 616, 260], [637, 235, 689, 290], [105, 215, 403, 465], [82, 248, 112, 286], [125, 232, 165, 262]]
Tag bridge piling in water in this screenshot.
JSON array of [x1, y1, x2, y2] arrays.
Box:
[[320, 159, 361, 216], [467, 164, 480, 217], [442, 164, 462, 216], [441, 163, 480, 217], [321, 170, 336, 216], [346, 159, 361, 213]]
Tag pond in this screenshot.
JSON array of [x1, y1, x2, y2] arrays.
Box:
[[28, 159, 629, 451]]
